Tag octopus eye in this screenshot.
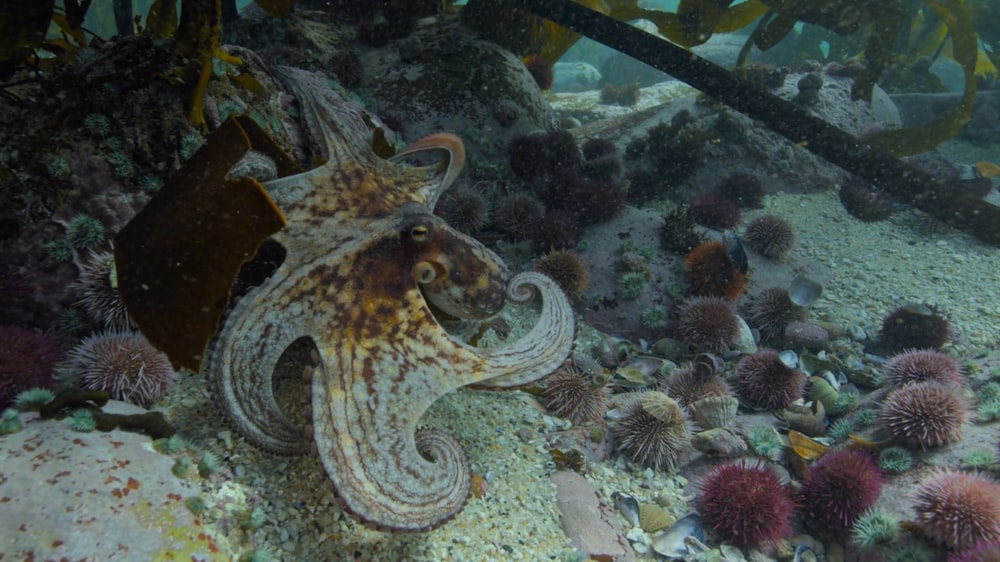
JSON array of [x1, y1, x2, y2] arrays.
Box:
[[409, 225, 429, 242]]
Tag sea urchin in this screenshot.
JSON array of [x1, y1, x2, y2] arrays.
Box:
[[63, 330, 179, 407], [799, 449, 883, 531], [879, 381, 968, 449], [610, 391, 692, 472], [734, 349, 806, 411], [913, 469, 1000, 550], [694, 458, 794, 550]]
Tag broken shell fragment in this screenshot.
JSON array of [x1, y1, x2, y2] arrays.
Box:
[[639, 503, 675, 533], [651, 513, 706, 558]]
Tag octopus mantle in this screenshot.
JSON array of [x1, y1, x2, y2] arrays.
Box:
[[206, 68, 574, 531]]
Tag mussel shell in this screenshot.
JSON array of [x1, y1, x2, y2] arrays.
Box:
[[651, 513, 705, 558], [693, 353, 725, 378], [612, 491, 640, 528], [788, 274, 822, 307], [807, 376, 839, 411]]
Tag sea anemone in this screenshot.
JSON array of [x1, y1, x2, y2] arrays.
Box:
[[838, 178, 894, 222], [879, 382, 968, 449], [73, 248, 135, 330], [684, 241, 747, 300], [884, 348, 963, 388], [491, 192, 544, 241], [534, 250, 588, 300], [880, 304, 950, 352], [524, 54, 553, 90], [743, 215, 794, 260], [913, 469, 1000, 550], [734, 349, 806, 411], [530, 210, 581, 253], [68, 409, 97, 432], [66, 213, 106, 250], [694, 458, 794, 549], [851, 506, 899, 547], [746, 425, 783, 460], [717, 172, 765, 209], [0, 325, 61, 408], [610, 391, 692, 471], [877, 446, 914, 474], [688, 193, 741, 230], [675, 296, 741, 353], [62, 330, 179, 407], [616, 271, 648, 300], [659, 205, 705, 255], [543, 362, 609, 425], [434, 187, 490, 234], [660, 363, 732, 408], [799, 450, 883, 531], [742, 287, 805, 344]]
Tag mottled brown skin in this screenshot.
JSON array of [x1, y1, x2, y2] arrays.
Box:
[[207, 67, 575, 531]]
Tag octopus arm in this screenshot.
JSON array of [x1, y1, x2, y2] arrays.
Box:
[[474, 271, 576, 388], [388, 133, 466, 210], [206, 272, 313, 455], [309, 309, 485, 531]]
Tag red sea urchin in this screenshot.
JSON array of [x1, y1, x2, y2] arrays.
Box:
[[884, 349, 963, 387], [695, 458, 794, 550], [0, 325, 62, 408], [734, 349, 806, 411], [64, 330, 179, 407], [914, 469, 1000, 551], [684, 241, 747, 300], [610, 391, 692, 471], [675, 296, 741, 353], [879, 381, 968, 449], [799, 450, 883, 531], [743, 215, 795, 260]]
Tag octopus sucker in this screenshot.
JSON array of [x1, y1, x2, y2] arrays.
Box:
[[203, 67, 574, 530]]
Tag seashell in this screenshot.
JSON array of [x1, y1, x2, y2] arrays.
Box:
[[787, 429, 829, 461], [613, 366, 655, 388], [733, 316, 757, 354], [798, 352, 840, 376], [612, 491, 640, 527], [807, 376, 839, 411], [688, 395, 739, 430], [622, 355, 673, 377], [778, 349, 799, 369], [845, 364, 885, 388], [794, 544, 818, 562], [593, 336, 622, 368], [780, 400, 826, 437], [788, 274, 822, 307], [639, 503, 675, 533], [693, 353, 725, 378], [548, 447, 587, 473], [650, 513, 705, 558], [691, 427, 747, 457], [650, 338, 687, 359]]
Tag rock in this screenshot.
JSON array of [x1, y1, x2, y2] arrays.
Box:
[[0, 403, 240, 560], [691, 428, 748, 457], [783, 321, 830, 351], [553, 62, 602, 92], [551, 471, 636, 562]]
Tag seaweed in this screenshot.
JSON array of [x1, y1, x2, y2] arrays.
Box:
[[115, 116, 298, 372], [504, 0, 1000, 247]]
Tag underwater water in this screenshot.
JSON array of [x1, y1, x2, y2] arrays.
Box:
[[1, 1, 999, 560]]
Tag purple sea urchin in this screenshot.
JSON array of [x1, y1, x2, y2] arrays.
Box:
[[879, 381, 968, 449], [881, 304, 950, 352], [743, 215, 794, 260], [675, 296, 741, 353], [695, 458, 794, 549], [0, 325, 61, 408], [491, 192, 544, 241], [884, 349, 963, 387], [63, 330, 179, 407], [434, 187, 489, 234], [799, 450, 883, 531], [610, 391, 692, 471], [914, 469, 1000, 550], [689, 193, 741, 230], [734, 349, 806, 411], [530, 210, 581, 253], [717, 172, 765, 209]]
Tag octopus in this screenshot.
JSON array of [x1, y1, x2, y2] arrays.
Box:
[[205, 67, 575, 531]]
